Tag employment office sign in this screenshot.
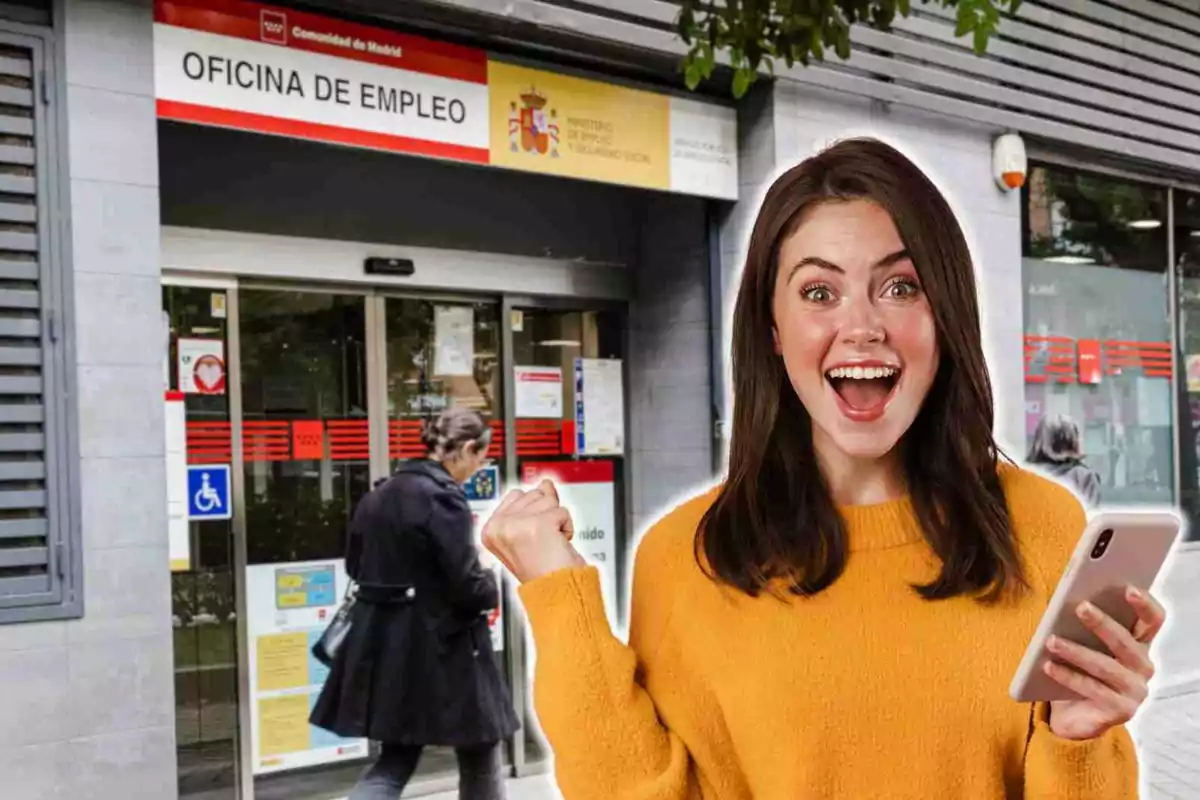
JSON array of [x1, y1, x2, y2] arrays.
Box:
[[152, 0, 738, 199]]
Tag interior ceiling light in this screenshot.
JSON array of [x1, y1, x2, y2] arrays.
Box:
[[1127, 219, 1162, 230], [1043, 255, 1096, 264], [536, 339, 582, 347]]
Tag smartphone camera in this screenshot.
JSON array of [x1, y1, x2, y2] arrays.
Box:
[[1090, 528, 1114, 560]]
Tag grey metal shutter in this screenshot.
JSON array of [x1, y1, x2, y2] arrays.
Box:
[[0, 32, 66, 615]]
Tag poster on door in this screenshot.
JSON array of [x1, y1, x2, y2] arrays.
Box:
[[514, 366, 563, 419], [520, 460, 617, 625], [246, 560, 368, 775], [177, 338, 226, 395], [433, 305, 475, 377], [575, 358, 625, 455], [467, 464, 504, 652]]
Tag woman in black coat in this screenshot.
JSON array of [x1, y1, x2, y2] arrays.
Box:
[[311, 408, 519, 799]]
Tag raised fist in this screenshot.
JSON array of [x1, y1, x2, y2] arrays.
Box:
[[482, 479, 587, 584]]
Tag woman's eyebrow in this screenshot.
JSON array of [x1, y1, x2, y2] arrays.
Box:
[[784, 249, 909, 283]]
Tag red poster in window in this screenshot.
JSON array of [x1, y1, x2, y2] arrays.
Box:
[[292, 420, 326, 460], [1077, 339, 1102, 385]]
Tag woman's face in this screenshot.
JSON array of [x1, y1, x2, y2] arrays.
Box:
[[771, 198, 940, 463]]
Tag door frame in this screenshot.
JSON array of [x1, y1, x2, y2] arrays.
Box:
[[164, 269, 633, 797]]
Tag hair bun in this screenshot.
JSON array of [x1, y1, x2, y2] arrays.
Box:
[[419, 416, 441, 450]]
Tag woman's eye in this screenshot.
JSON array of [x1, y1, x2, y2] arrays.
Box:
[[802, 285, 834, 303], [886, 279, 920, 299]]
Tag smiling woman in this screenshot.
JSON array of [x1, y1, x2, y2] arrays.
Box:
[[479, 138, 1162, 800]]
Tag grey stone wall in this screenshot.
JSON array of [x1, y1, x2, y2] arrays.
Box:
[[627, 194, 715, 545], [0, 1, 175, 798]]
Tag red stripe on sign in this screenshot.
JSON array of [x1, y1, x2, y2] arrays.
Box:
[[522, 460, 614, 485], [154, 0, 488, 83], [157, 99, 490, 164]]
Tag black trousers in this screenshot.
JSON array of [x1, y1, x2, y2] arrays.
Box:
[[348, 741, 506, 800]]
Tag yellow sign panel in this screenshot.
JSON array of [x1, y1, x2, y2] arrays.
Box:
[[255, 632, 309, 692], [258, 694, 311, 757], [488, 60, 670, 191]]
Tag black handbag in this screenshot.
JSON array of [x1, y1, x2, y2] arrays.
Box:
[[311, 581, 358, 668]]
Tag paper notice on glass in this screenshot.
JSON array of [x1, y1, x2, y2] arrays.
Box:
[[1187, 354, 1200, 393], [433, 305, 475, 377], [514, 366, 563, 418], [576, 358, 625, 455]]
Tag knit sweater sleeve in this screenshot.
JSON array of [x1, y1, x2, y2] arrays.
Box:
[[1015, 467, 1140, 798], [516, 522, 702, 799]]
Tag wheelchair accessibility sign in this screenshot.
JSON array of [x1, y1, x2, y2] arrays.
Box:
[[188, 465, 232, 521]]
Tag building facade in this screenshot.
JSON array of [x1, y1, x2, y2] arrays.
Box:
[[0, 0, 1198, 798]]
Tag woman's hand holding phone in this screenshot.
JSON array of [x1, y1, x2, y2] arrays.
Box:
[[482, 479, 587, 583], [1043, 586, 1167, 740]]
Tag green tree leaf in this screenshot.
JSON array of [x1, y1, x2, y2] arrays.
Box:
[[732, 67, 754, 98], [677, 0, 1010, 98]]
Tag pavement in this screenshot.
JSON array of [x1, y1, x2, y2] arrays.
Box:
[[422, 774, 558, 800], [1134, 687, 1200, 800]]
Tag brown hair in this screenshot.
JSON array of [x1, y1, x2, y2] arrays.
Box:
[[698, 138, 1022, 602], [422, 407, 492, 459]]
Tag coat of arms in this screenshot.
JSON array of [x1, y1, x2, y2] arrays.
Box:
[[509, 86, 559, 157]]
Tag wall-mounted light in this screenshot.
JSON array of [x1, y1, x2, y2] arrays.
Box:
[[1127, 219, 1162, 230], [992, 132, 1027, 192], [536, 339, 582, 347]]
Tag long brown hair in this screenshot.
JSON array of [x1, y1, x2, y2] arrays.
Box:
[[698, 137, 1022, 602]]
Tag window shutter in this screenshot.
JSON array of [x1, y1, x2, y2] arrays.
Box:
[[0, 33, 66, 616]]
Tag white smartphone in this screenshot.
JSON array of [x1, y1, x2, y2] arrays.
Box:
[[1009, 510, 1182, 703]]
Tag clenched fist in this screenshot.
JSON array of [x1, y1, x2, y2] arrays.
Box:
[[482, 479, 587, 584]]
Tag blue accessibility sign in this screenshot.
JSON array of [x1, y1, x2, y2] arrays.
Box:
[[187, 464, 232, 521]]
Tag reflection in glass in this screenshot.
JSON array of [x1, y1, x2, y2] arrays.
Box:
[[1175, 190, 1200, 540], [1021, 165, 1174, 506], [511, 308, 625, 766], [385, 299, 501, 466], [239, 290, 374, 798], [164, 285, 238, 800], [239, 290, 370, 566]]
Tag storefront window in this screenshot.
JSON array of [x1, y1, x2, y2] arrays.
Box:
[[1175, 189, 1200, 540], [1021, 165, 1174, 506], [164, 284, 238, 800]]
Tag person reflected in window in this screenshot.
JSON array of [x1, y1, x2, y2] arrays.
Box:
[[481, 139, 1165, 799], [311, 407, 517, 800], [1027, 413, 1103, 506]]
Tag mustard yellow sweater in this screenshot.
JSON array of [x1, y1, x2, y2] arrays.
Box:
[[517, 463, 1139, 799]]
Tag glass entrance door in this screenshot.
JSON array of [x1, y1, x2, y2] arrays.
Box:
[[508, 305, 627, 765], [163, 280, 629, 798], [237, 288, 374, 799], [380, 295, 509, 782], [164, 283, 239, 800]]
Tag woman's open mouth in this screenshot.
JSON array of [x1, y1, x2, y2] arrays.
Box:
[[824, 365, 901, 422]]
